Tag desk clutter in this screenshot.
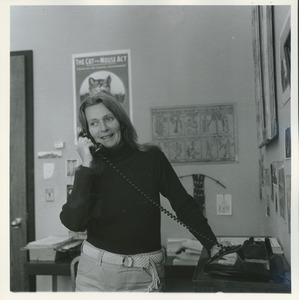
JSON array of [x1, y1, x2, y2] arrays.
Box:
[[23, 236, 84, 261], [192, 237, 290, 293], [166, 236, 284, 266], [166, 238, 203, 265]]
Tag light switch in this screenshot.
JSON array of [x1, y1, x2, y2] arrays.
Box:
[[46, 188, 54, 202]]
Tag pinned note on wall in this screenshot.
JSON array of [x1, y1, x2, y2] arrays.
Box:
[[43, 163, 55, 179], [217, 194, 232, 215]]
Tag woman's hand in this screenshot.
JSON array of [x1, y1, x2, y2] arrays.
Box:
[[210, 245, 221, 257], [210, 241, 232, 257], [76, 136, 94, 168]]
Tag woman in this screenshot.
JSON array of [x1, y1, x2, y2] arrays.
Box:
[[60, 92, 221, 292]]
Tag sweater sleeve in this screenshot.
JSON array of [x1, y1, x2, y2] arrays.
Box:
[[156, 150, 218, 251], [59, 166, 97, 232]]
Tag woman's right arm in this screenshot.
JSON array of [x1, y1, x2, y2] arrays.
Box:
[[59, 166, 95, 232]]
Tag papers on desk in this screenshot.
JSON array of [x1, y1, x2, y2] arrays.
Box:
[[23, 236, 80, 261], [269, 237, 284, 254], [214, 252, 238, 266], [167, 238, 203, 266], [217, 236, 284, 254], [25, 236, 72, 249], [167, 236, 284, 266], [166, 238, 203, 256], [173, 252, 201, 266]]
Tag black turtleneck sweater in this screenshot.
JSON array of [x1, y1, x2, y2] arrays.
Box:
[[60, 143, 217, 255]]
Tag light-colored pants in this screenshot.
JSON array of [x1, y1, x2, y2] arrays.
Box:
[[75, 242, 165, 292]]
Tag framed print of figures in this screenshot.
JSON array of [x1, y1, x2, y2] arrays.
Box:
[[252, 6, 278, 148], [72, 50, 132, 143], [280, 11, 291, 105], [151, 103, 237, 164]]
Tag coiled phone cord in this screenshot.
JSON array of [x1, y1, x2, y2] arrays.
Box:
[[96, 149, 225, 251]]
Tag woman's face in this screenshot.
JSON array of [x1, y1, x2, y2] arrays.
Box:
[[85, 102, 122, 148]]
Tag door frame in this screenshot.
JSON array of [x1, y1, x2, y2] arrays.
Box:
[[10, 50, 35, 291]]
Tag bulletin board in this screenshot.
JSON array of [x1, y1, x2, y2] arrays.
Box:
[[151, 103, 237, 164]]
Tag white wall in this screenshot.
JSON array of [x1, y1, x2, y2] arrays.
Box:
[[10, 5, 290, 291]]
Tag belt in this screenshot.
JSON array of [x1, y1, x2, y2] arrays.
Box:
[[82, 241, 164, 268]]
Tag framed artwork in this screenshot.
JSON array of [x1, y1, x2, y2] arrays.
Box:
[[262, 168, 270, 205], [278, 167, 286, 222], [285, 175, 291, 234], [285, 126, 291, 159], [216, 194, 232, 216], [151, 103, 237, 164], [252, 6, 278, 148], [66, 159, 78, 177], [72, 49, 132, 143], [279, 11, 291, 105], [270, 162, 278, 202]]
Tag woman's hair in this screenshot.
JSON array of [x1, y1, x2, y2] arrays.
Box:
[[79, 92, 144, 150]]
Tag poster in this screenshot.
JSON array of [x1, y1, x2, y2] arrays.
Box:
[[285, 175, 291, 233], [72, 49, 132, 141], [278, 167, 286, 221], [262, 169, 271, 216], [151, 104, 237, 163]]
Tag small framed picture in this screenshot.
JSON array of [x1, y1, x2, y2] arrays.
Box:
[[278, 167, 286, 222], [66, 159, 78, 176], [217, 194, 232, 215], [285, 175, 291, 234]]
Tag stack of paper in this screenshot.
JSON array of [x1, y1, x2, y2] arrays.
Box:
[[167, 238, 203, 266], [269, 237, 284, 254], [182, 239, 203, 252], [173, 251, 201, 266], [217, 237, 249, 245], [166, 238, 188, 256], [24, 236, 73, 261]]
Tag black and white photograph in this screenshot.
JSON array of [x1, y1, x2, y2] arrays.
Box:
[[285, 126, 291, 159], [5, 0, 298, 297], [65, 159, 78, 177]]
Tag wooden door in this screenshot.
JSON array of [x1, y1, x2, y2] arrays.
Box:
[[10, 51, 35, 291]]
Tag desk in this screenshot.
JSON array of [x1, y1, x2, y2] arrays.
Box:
[[164, 257, 195, 292], [193, 255, 291, 293], [25, 259, 72, 292]]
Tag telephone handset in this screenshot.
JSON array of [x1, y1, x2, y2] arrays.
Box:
[[78, 130, 235, 254], [78, 130, 103, 157]]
